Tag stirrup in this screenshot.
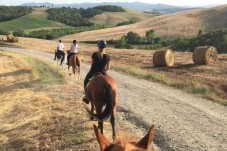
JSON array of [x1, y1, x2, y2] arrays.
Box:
[[82, 96, 89, 104]]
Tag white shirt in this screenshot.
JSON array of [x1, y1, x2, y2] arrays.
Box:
[[57, 43, 64, 51], [71, 43, 78, 53]]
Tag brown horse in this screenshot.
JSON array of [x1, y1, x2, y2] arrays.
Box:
[[67, 50, 81, 80], [85, 73, 118, 139], [93, 124, 155, 151]]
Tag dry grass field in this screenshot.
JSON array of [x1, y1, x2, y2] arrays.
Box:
[[1, 36, 226, 104], [0, 50, 156, 150], [90, 8, 156, 27], [0, 50, 94, 150], [62, 4, 227, 41]]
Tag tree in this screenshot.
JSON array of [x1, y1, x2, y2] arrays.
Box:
[[125, 31, 142, 44], [145, 29, 155, 44]]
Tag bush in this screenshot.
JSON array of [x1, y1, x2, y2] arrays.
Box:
[[13, 30, 26, 37], [0, 29, 9, 35]]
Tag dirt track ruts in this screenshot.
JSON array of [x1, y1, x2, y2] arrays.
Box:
[[1, 47, 226, 151]]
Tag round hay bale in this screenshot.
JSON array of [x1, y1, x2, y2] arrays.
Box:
[[153, 49, 175, 67], [7, 35, 13, 42], [12, 36, 18, 42], [193, 46, 218, 65]]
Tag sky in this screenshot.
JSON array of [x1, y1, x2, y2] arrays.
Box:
[[0, 0, 227, 7]]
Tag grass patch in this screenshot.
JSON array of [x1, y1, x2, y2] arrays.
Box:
[[27, 57, 66, 85], [0, 8, 68, 32], [112, 63, 226, 105]]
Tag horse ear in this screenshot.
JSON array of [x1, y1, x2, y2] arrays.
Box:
[[136, 125, 155, 149], [93, 124, 111, 151]]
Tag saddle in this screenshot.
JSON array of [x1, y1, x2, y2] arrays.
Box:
[[85, 72, 103, 91]]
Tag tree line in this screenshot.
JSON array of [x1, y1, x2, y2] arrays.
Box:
[[0, 6, 32, 22], [46, 5, 125, 27], [11, 25, 105, 40], [112, 28, 227, 53], [93, 5, 125, 12]]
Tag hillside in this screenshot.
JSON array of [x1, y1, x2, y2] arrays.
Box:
[[62, 4, 227, 41], [0, 7, 69, 32], [21, 2, 192, 12], [90, 8, 156, 27]]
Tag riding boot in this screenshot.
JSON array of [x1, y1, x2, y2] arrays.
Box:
[[82, 96, 89, 104]]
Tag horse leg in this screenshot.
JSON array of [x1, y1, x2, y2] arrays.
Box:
[[73, 67, 76, 78], [98, 121, 104, 134], [68, 66, 71, 76], [78, 66, 80, 81], [111, 109, 116, 140], [90, 104, 94, 120]]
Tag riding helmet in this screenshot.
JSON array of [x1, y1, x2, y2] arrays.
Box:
[[97, 40, 107, 48]]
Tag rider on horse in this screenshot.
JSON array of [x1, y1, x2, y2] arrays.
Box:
[[66, 40, 79, 65], [54, 39, 65, 65], [83, 40, 110, 104]]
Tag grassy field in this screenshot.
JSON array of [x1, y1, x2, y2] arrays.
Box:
[[90, 8, 156, 27], [63, 4, 227, 41], [0, 8, 69, 33], [1, 36, 226, 105], [0, 50, 152, 150]]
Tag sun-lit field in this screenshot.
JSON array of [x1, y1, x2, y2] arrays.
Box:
[[0, 51, 93, 150], [0, 8, 69, 32], [0, 50, 154, 150], [90, 8, 156, 27], [62, 4, 227, 41]]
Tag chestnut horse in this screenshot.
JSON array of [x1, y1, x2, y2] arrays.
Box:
[[93, 124, 155, 151], [85, 73, 118, 139], [67, 50, 81, 80]]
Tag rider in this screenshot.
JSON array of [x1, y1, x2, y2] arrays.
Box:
[[83, 40, 110, 104], [66, 40, 78, 65], [54, 39, 65, 65]]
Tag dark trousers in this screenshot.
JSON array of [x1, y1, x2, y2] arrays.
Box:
[[54, 50, 65, 65]]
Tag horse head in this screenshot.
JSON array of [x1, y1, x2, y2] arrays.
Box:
[[93, 124, 155, 151]]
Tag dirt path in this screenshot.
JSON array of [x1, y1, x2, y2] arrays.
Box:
[[1, 47, 226, 151]]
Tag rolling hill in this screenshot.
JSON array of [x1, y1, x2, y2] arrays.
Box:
[[90, 8, 156, 27], [0, 7, 69, 32], [62, 4, 227, 41]]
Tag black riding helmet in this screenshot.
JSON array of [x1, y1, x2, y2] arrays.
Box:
[[97, 40, 107, 48]]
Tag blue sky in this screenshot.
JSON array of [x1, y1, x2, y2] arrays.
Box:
[[1, 0, 227, 6]]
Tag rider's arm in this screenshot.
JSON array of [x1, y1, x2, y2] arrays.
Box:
[[105, 61, 110, 71]]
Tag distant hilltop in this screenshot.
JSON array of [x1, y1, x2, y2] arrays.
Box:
[[21, 2, 204, 14]]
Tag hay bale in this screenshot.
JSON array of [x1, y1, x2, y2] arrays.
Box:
[[7, 35, 13, 42], [12, 36, 18, 42], [153, 49, 174, 67], [193, 46, 218, 65]]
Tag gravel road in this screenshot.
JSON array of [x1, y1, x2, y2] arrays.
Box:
[[1, 47, 226, 151]]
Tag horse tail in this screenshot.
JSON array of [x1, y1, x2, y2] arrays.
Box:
[[85, 84, 113, 121], [99, 84, 113, 120]]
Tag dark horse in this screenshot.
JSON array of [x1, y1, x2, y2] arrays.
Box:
[[54, 50, 65, 69], [93, 124, 155, 151], [67, 50, 81, 80], [85, 72, 118, 139]]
